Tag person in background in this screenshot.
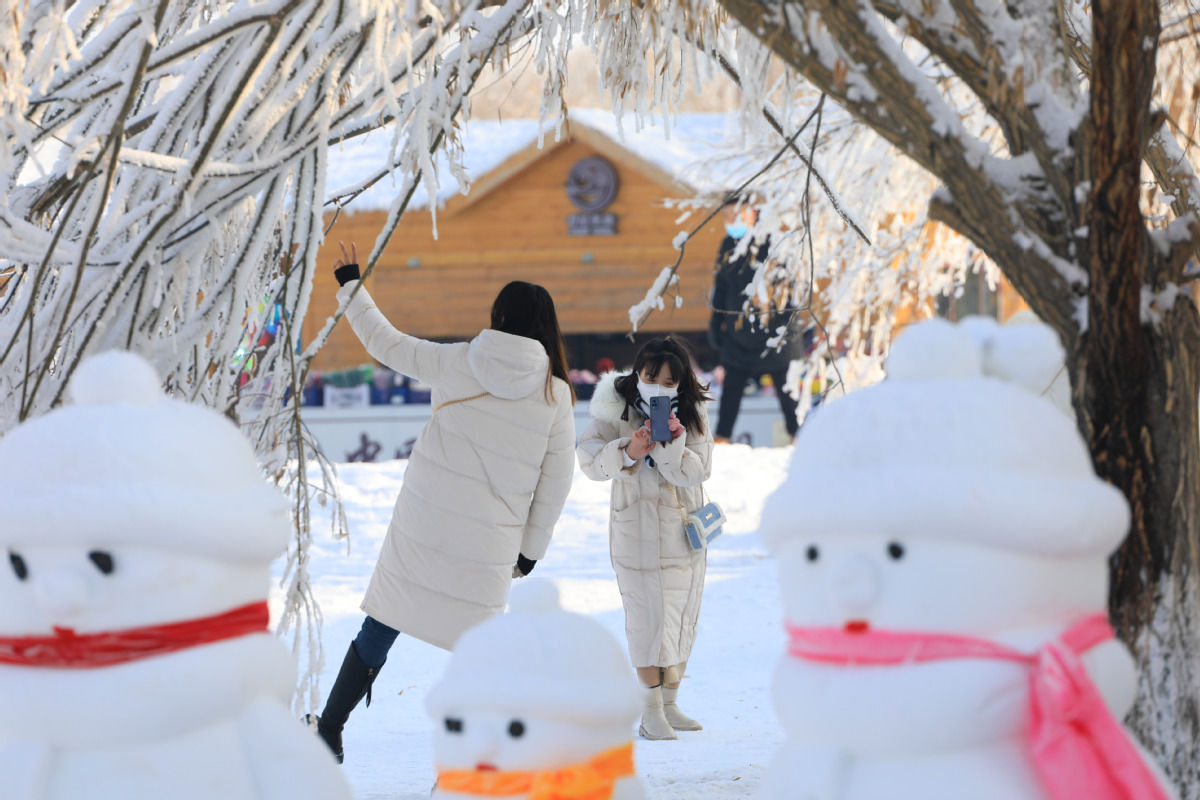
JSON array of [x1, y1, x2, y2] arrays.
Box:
[[577, 337, 715, 741], [307, 243, 577, 764], [708, 199, 808, 444]]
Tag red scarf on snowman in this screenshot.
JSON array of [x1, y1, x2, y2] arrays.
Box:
[[0, 601, 269, 668], [786, 613, 1170, 800]]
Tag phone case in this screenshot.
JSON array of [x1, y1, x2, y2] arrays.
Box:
[[649, 395, 672, 442]]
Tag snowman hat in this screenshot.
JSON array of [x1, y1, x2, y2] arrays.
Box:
[[760, 317, 1129, 557], [426, 580, 642, 725], [0, 350, 289, 562]]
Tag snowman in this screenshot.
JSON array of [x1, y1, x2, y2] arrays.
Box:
[[0, 351, 351, 800], [426, 579, 644, 799], [756, 318, 1176, 800]]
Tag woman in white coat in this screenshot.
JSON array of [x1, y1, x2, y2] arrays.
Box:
[[577, 337, 714, 740], [310, 244, 577, 764]]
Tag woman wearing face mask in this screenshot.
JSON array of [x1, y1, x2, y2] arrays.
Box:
[[577, 337, 714, 740]]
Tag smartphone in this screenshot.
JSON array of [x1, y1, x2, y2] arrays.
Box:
[[649, 395, 673, 442]]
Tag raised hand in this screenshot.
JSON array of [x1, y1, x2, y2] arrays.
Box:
[[332, 241, 361, 286], [333, 240, 358, 270]]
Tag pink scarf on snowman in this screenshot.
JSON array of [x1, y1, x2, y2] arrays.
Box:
[[786, 613, 1170, 800]]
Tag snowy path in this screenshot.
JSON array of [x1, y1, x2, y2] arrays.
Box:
[[272, 444, 792, 799]]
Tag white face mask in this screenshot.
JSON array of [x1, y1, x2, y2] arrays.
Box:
[[637, 378, 678, 406]]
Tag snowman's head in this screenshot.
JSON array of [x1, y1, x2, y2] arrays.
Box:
[[0, 545, 267, 635], [761, 318, 1127, 635], [426, 580, 641, 772], [0, 351, 289, 637], [775, 533, 1109, 635], [431, 705, 622, 773]]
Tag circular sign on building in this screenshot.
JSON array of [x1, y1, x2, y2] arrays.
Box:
[[565, 156, 619, 235]]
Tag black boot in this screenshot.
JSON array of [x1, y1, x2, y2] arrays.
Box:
[[303, 642, 384, 764]]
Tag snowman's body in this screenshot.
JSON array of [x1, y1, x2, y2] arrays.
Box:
[[756, 320, 1177, 800], [0, 637, 349, 800], [766, 625, 1138, 800], [0, 352, 351, 800], [764, 739, 1040, 800]]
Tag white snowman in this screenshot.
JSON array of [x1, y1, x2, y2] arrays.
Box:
[[757, 318, 1176, 800], [426, 579, 644, 800], [0, 351, 351, 800]]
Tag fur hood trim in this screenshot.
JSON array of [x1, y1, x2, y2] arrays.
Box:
[[589, 371, 633, 423], [589, 370, 710, 426]]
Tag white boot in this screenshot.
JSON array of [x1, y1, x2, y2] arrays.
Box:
[[639, 686, 678, 740], [661, 686, 702, 731]]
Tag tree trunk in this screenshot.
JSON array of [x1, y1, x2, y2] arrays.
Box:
[[1097, 309, 1200, 795], [1077, 290, 1200, 794], [711, 0, 1200, 788], [1082, 1, 1200, 794]]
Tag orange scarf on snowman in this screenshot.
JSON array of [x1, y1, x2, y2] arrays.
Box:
[[436, 741, 634, 799]]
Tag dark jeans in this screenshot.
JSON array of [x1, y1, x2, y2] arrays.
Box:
[[353, 615, 400, 669], [716, 365, 799, 440]]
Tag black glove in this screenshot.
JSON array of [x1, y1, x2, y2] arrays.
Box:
[[514, 553, 537, 578], [334, 262, 361, 286]]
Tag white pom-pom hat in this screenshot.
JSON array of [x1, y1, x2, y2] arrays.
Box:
[[0, 350, 289, 562], [760, 318, 1128, 557], [426, 580, 642, 724]]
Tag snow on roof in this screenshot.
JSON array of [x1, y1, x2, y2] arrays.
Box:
[[325, 110, 740, 212]]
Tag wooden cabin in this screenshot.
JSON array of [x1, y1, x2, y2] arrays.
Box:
[[306, 115, 732, 374]]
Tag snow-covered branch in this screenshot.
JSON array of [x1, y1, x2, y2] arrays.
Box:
[[0, 0, 558, 714], [1147, 123, 1200, 283], [709, 46, 870, 246], [716, 0, 1084, 333]]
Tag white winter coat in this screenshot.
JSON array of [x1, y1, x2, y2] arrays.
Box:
[[338, 282, 576, 650], [576, 372, 713, 668]]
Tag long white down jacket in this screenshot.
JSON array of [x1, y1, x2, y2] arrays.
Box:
[[338, 282, 576, 650], [577, 372, 713, 668]]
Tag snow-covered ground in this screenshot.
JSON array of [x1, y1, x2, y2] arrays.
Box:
[[272, 443, 793, 799]]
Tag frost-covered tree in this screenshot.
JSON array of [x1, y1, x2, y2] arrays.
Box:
[[705, 0, 1200, 790], [0, 0, 576, 712], [4, 0, 1200, 787]]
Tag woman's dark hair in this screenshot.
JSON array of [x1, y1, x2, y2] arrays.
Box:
[[613, 336, 712, 433], [491, 281, 575, 405]]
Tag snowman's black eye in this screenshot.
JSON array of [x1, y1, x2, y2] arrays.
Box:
[[805, 545, 819, 563], [88, 551, 115, 575], [887, 542, 905, 561], [507, 719, 525, 738], [8, 550, 28, 581], [444, 717, 463, 733]]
